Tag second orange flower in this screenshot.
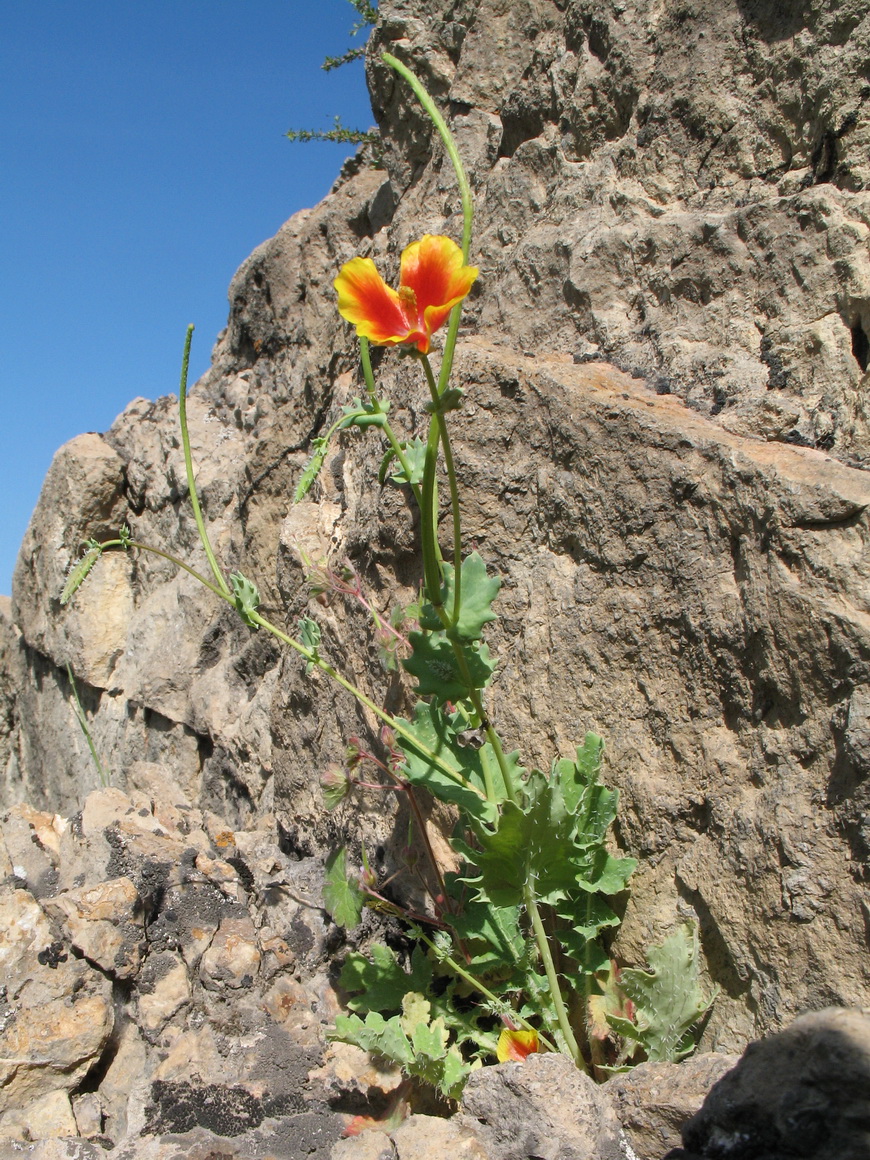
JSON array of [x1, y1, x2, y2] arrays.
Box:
[[335, 234, 478, 355]]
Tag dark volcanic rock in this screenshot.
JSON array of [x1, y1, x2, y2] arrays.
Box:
[[668, 1008, 870, 1160]]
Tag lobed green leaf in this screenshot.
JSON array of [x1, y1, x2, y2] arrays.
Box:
[[298, 615, 322, 674], [60, 543, 102, 606], [614, 923, 717, 1063], [419, 552, 501, 641], [402, 632, 495, 702], [395, 702, 497, 824], [294, 435, 330, 502], [230, 571, 261, 629], [340, 944, 433, 1014]]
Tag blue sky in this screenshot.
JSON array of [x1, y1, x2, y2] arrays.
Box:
[[0, 2, 374, 595]]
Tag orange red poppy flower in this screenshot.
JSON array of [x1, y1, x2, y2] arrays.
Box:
[[496, 1027, 540, 1062], [335, 234, 478, 354]]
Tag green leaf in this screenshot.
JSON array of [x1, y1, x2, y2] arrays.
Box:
[[445, 892, 524, 970], [298, 615, 321, 673], [424, 386, 464, 413], [402, 632, 495, 702], [614, 923, 717, 1063], [458, 763, 634, 913], [454, 801, 534, 908], [554, 733, 604, 815], [395, 702, 496, 824], [419, 553, 501, 641], [341, 396, 389, 429], [400, 991, 431, 1035], [294, 435, 330, 502], [230, 571, 261, 629], [553, 894, 622, 971], [60, 543, 103, 606], [322, 848, 364, 929], [330, 1011, 414, 1067], [576, 850, 637, 895], [379, 436, 427, 487], [410, 1014, 449, 1060], [440, 1045, 474, 1100], [340, 944, 433, 1013]]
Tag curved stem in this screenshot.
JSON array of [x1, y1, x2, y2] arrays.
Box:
[[381, 53, 473, 401], [177, 325, 231, 599], [98, 539, 227, 601], [417, 931, 557, 1054], [381, 54, 472, 260], [249, 610, 484, 799], [524, 884, 586, 1071]]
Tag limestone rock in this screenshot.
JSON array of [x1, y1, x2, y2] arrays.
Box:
[[2, 803, 64, 898], [0, 993, 114, 1115], [136, 951, 191, 1035], [199, 914, 261, 989], [455, 1053, 622, 1159], [369, 0, 870, 465], [2, 0, 870, 1153], [606, 1052, 740, 1158], [0, 1089, 78, 1142], [43, 875, 144, 978], [2, 4, 867, 1055], [332, 1132, 399, 1160], [391, 1114, 488, 1160], [311, 1042, 405, 1112], [0, 785, 355, 1154]]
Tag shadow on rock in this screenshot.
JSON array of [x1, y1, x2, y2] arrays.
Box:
[[665, 1008, 870, 1160]]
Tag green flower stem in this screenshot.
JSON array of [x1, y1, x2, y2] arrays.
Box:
[[97, 539, 228, 602], [66, 663, 110, 788], [478, 744, 498, 804], [419, 403, 446, 610], [247, 610, 484, 799], [382, 53, 472, 260], [524, 883, 586, 1071], [381, 53, 473, 402], [416, 931, 557, 1055], [479, 721, 519, 804], [416, 361, 518, 806], [178, 325, 231, 599], [94, 538, 480, 800], [359, 338, 423, 509], [420, 354, 463, 624]]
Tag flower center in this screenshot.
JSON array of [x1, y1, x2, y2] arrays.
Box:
[[398, 284, 418, 319]]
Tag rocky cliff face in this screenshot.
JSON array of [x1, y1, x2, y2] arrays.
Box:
[[2, 0, 869, 1085]]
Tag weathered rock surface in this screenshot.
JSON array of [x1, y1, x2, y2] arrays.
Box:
[[369, 0, 870, 465], [2, 0, 870, 1153], [328, 1050, 739, 1160], [0, 782, 351, 1155], [0, 779, 751, 1159]]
